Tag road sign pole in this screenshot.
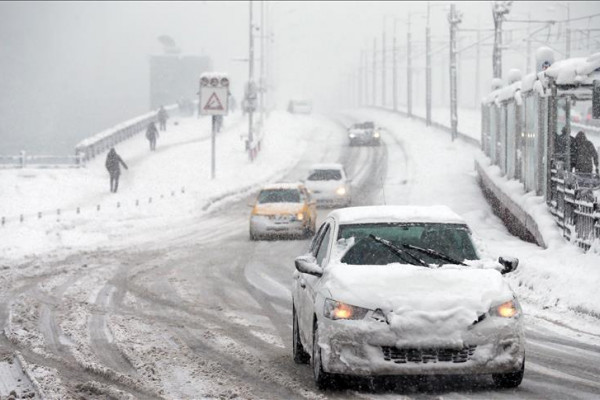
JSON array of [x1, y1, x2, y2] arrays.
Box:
[[211, 115, 217, 179]]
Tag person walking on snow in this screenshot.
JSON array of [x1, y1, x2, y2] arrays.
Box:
[[105, 148, 128, 193], [570, 130, 599, 174], [146, 121, 159, 151], [157, 105, 168, 131]]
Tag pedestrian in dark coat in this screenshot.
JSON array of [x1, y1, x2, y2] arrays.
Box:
[[555, 126, 570, 162], [105, 148, 128, 193], [146, 122, 159, 151], [157, 106, 168, 131], [570, 131, 599, 174]]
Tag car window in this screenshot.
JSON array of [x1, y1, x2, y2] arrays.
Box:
[[307, 169, 342, 181], [310, 223, 327, 254], [257, 189, 300, 203], [339, 223, 478, 265], [315, 224, 332, 266]]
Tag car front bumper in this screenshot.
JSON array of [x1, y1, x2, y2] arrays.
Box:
[[317, 315, 525, 376], [250, 215, 306, 237], [311, 192, 351, 207]]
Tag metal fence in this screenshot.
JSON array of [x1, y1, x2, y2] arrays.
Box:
[[549, 166, 600, 251]]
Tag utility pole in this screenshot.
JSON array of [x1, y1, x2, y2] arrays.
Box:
[[248, 0, 256, 159], [259, 0, 265, 132], [364, 48, 369, 106], [426, 3, 432, 126], [407, 13, 412, 117], [393, 19, 398, 112], [382, 17, 387, 107], [475, 27, 481, 109], [448, 3, 462, 141], [566, 3, 571, 58], [373, 38, 377, 106], [358, 52, 363, 107], [492, 1, 512, 78], [526, 13, 531, 73]]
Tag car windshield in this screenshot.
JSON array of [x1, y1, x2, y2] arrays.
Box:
[[257, 189, 301, 204], [307, 169, 342, 181], [363, 122, 374, 129], [338, 223, 478, 265]]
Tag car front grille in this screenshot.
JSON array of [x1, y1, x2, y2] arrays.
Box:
[[381, 345, 477, 364]]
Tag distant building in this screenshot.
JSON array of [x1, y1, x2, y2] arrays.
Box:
[[149, 54, 212, 109]]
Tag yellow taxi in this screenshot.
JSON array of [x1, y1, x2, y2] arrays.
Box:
[[249, 182, 317, 240]]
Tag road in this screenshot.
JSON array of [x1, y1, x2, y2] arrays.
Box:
[[1, 113, 599, 399]]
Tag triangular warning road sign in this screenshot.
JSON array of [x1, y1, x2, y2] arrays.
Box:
[[204, 92, 224, 111]]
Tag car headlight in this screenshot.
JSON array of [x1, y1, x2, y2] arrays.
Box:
[[373, 131, 380, 138], [490, 300, 520, 318], [295, 212, 304, 221], [324, 299, 370, 320], [335, 186, 346, 196], [349, 133, 356, 138]]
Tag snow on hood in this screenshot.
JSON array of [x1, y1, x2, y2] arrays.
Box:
[[323, 262, 513, 347], [253, 202, 303, 215], [329, 205, 466, 226]]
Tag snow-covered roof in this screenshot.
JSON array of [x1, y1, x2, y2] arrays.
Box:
[[329, 205, 467, 226], [543, 53, 600, 86], [309, 163, 343, 170], [261, 182, 304, 190], [520, 72, 538, 94], [496, 81, 522, 105], [200, 72, 228, 79]]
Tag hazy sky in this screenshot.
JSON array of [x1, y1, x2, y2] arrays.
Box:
[[1, 1, 599, 155]]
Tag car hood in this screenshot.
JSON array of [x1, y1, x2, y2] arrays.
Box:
[[253, 202, 304, 215], [322, 263, 514, 346]]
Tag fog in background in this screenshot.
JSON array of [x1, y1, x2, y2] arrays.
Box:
[[1, 1, 599, 155]]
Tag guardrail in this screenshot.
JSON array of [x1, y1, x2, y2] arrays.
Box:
[[74, 104, 179, 162], [0, 152, 84, 169]]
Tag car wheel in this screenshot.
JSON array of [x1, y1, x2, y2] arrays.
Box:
[[492, 361, 524, 388], [249, 229, 258, 241], [313, 321, 337, 390], [293, 307, 310, 364]]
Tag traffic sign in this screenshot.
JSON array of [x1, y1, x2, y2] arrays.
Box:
[[200, 87, 228, 116]]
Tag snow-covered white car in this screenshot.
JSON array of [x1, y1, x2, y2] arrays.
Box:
[[303, 163, 351, 207], [292, 205, 524, 390]]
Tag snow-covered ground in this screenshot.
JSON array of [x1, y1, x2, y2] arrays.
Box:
[[0, 111, 329, 261]]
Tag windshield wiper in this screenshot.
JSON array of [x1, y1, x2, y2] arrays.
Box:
[[401, 243, 466, 266], [368, 235, 429, 267]]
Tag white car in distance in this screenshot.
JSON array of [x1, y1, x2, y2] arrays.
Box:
[[292, 205, 524, 390], [303, 163, 351, 208]]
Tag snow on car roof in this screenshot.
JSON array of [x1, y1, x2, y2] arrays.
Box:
[[309, 163, 343, 170], [261, 182, 303, 190], [330, 205, 466, 225]]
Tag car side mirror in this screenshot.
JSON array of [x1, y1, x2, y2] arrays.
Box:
[[295, 255, 323, 277], [498, 256, 519, 274]]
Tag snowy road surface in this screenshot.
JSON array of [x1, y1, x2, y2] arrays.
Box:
[[1, 110, 600, 399]]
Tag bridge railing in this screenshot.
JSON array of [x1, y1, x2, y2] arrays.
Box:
[[74, 104, 179, 162]]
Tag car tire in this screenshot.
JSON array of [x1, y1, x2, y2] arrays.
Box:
[[249, 229, 258, 241], [492, 361, 524, 388], [313, 321, 338, 390], [293, 307, 310, 364]]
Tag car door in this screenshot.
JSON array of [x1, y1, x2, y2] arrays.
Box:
[[299, 222, 332, 346]]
